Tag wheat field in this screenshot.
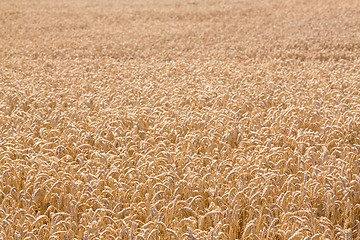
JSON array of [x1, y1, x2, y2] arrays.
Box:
[[1, 0, 360, 239]]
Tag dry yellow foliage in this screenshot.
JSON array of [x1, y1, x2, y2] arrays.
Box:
[[1, 0, 360, 239]]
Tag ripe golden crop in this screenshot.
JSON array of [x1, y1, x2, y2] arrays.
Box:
[[1, 0, 360, 239]]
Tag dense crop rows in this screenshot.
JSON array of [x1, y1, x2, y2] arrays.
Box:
[[1, 0, 360, 239]]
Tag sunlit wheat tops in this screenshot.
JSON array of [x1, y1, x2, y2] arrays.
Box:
[[1, 0, 360, 239]]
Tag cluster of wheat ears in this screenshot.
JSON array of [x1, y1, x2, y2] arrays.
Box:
[[1, 0, 360, 239]]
